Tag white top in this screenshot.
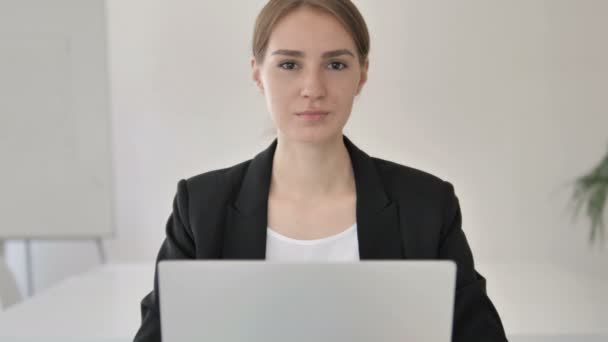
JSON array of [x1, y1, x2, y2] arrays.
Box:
[[265, 223, 360, 261]]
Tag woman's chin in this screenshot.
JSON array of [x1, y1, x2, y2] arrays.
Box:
[[282, 128, 343, 145]]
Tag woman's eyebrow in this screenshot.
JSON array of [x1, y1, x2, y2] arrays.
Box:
[[271, 49, 355, 58]]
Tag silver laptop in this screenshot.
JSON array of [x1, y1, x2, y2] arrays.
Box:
[[158, 260, 456, 342]]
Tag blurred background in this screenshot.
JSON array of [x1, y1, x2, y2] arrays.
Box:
[[1, 0, 607, 339]]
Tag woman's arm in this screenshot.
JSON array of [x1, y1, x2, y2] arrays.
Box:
[[439, 181, 508, 342], [134, 179, 195, 342]]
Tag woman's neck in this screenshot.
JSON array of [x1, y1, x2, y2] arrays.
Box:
[[270, 134, 355, 202]]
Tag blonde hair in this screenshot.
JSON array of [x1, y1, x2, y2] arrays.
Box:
[[252, 0, 370, 66]]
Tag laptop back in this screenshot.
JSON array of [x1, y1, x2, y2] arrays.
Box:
[[159, 260, 456, 342]]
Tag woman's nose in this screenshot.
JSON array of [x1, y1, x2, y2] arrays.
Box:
[[300, 69, 326, 99]]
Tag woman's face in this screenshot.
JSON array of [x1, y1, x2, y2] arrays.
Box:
[[251, 6, 368, 144]]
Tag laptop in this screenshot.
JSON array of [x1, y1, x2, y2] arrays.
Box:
[[158, 260, 456, 342]]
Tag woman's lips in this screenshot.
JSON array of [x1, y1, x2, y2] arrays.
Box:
[[296, 110, 329, 116], [296, 111, 329, 122]]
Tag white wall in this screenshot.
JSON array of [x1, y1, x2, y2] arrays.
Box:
[[4, 0, 607, 321], [0, 0, 113, 240], [1, 0, 112, 296], [102, 0, 608, 268]]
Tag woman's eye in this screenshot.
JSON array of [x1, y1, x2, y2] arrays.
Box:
[[279, 62, 298, 70], [328, 62, 347, 70], [278, 61, 348, 71]]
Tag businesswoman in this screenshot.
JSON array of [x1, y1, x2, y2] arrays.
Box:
[[134, 0, 508, 341]]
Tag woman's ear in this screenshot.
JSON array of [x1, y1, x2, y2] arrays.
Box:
[[250, 56, 264, 93], [356, 59, 369, 96]]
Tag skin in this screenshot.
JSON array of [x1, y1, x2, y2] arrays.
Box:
[[250, 6, 369, 238]]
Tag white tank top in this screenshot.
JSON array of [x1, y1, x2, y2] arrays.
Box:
[[265, 223, 360, 261]]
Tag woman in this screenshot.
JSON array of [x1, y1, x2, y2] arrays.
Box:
[[134, 0, 508, 341]]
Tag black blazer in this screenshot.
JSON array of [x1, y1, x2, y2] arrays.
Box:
[[134, 135, 508, 342]]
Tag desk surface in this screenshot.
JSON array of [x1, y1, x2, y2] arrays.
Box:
[[0, 263, 153, 341], [0, 262, 606, 341]]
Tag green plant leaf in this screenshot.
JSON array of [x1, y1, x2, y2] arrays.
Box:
[[570, 143, 608, 247]]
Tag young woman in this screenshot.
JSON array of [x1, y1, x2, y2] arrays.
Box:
[[134, 1, 507, 341]]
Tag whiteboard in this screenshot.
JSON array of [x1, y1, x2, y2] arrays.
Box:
[[0, 0, 113, 239]]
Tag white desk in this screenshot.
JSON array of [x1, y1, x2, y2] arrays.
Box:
[[0, 243, 22, 309], [0, 263, 153, 342], [0, 262, 606, 341], [476, 262, 608, 337]]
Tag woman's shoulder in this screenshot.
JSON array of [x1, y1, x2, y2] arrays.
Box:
[[371, 156, 455, 202], [185, 159, 252, 188], [174, 154, 456, 205], [175, 159, 254, 204]]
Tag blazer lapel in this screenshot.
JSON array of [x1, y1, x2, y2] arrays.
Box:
[[222, 135, 404, 260], [221, 138, 274, 259], [344, 136, 404, 259]]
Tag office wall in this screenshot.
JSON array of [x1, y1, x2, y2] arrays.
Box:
[[0, 0, 113, 240], [103, 0, 608, 268], [1, 0, 111, 296], [5, 0, 608, 308]]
